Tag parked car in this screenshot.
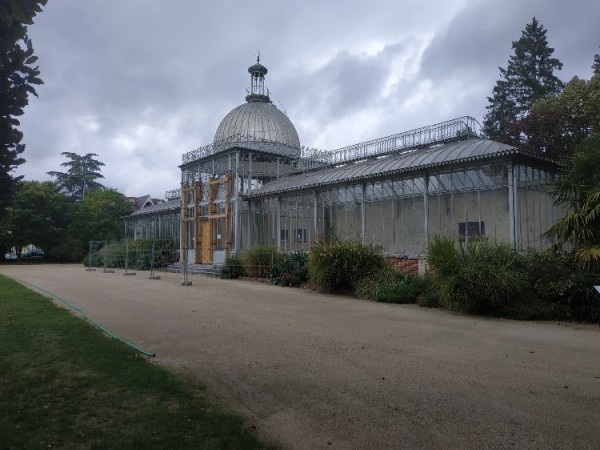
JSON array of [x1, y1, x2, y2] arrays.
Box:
[[4, 252, 17, 260], [21, 250, 45, 260]]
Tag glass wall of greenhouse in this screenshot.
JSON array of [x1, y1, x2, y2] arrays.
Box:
[[244, 160, 558, 257], [125, 135, 561, 264], [125, 203, 181, 245]]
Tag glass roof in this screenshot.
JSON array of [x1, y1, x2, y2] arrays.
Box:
[[245, 138, 556, 198]]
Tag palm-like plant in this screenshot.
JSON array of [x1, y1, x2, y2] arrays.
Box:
[[543, 136, 600, 267]]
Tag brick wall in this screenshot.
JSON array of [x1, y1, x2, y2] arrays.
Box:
[[387, 257, 420, 276]]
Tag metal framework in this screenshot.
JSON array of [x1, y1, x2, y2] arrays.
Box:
[[245, 159, 559, 257], [127, 58, 564, 267], [295, 116, 481, 172], [127, 115, 561, 265]]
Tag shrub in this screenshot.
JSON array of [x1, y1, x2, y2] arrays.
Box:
[[81, 239, 177, 271], [356, 266, 428, 303], [427, 235, 528, 313], [151, 239, 178, 268], [82, 251, 101, 268], [221, 255, 246, 279], [279, 273, 301, 286], [308, 235, 386, 292], [241, 246, 282, 278], [270, 251, 309, 286], [101, 241, 125, 268], [130, 239, 152, 270], [513, 250, 600, 322], [418, 290, 441, 308], [47, 236, 87, 263], [124, 239, 177, 271]]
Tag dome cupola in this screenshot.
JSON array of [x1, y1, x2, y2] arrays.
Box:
[[246, 56, 270, 103], [213, 57, 301, 158]]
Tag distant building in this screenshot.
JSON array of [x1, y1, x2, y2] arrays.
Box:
[[125, 58, 561, 267], [124, 195, 165, 212]]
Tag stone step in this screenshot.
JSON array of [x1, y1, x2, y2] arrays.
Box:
[[167, 262, 222, 277]]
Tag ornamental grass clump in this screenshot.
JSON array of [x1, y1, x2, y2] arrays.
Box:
[[241, 245, 282, 278], [427, 235, 527, 313], [355, 265, 428, 303], [308, 235, 386, 292]]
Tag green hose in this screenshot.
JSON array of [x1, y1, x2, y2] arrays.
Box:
[[12, 277, 155, 358]]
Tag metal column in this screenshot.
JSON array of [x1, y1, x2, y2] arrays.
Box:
[[424, 174, 430, 249]]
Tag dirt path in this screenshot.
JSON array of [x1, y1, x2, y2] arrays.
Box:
[[2, 264, 599, 449]]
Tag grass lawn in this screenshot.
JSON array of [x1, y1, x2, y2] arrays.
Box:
[[0, 275, 274, 449]]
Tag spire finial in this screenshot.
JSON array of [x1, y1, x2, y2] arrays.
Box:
[[257, 50, 260, 64]]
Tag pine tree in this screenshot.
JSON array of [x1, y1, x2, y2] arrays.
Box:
[[593, 47, 600, 74], [483, 18, 563, 141], [482, 76, 516, 141]]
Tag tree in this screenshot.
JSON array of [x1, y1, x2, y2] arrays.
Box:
[[508, 74, 600, 159], [6, 180, 72, 258], [543, 135, 600, 267], [71, 188, 133, 246], [481, 78, 514, 140], [483, 18, 564, 142], [0, 0, 47, 219], [593, 47, 600, 75], [47, 152, 105, 200], [5, 182, 133, 262]]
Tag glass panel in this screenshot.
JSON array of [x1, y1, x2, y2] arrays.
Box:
[[412, 177, 425, 195], [452, 171, 465, 190]]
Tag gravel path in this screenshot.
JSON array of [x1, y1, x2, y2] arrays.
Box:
[[2, 264, 599, 449]]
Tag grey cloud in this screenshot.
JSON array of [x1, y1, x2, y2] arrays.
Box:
[[420, 0, 597, 84], [14, 0, 600, 197]]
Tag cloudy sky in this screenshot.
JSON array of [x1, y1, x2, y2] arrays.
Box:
[[17, 0, 600, 198]]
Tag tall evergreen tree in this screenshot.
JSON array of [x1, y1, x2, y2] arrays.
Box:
[[47, 152, 106, 200], [0, 0, 47, 218], [483, 18, 564, 142], [593, 47, 600, 75]]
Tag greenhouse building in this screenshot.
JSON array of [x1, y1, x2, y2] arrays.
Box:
[[125, 58, 560, 268]]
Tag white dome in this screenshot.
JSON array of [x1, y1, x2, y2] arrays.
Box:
[[214, 101, 301, 157], [212, 58, 301, 158]]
